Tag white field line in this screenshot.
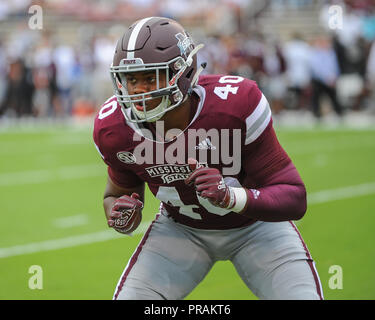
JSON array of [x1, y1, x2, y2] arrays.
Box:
[[0, 137, 91, 155], [0, 182, 375, 259], [53, 214, 90, 229], [286, 138, 375, 156], [307, 182, 375, 205], [0, 221, 151, 259]]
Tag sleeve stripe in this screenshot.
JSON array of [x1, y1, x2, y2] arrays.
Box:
[[245, 109, 271, 145], [245, 94, 272, 145], [245, 94, 268, 129]]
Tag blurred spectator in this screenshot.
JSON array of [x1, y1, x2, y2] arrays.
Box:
[[320, 1, 374, 111], [197, 35, 230, 75], [32, 66, 54, 117], [53, 45, 75, 117], [204, 1, 239, 36], [309, 36, 343, 118], [262, 37, 287, 113], [92, 34, 118, 107], [222, 34, 249, 76], [367, 41, 375, 87], [243, 32, 266, 85], [31, 34, 57, 117], [283, 32, 312, 110], [0, 39, 7, 106], [0, 58, 34, 117], [366, 41, 375, 108]]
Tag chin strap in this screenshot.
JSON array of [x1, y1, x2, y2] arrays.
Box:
[[132, 96, 171, 122]]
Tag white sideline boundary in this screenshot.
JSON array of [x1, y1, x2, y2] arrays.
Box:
[[0, 221, 151, 259], [0, 164, 105, 186], [307, 182, 375, 205], [1, 182, 375, 259]]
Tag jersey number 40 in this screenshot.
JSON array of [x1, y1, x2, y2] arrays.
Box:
[[213, 76, 244, 100]]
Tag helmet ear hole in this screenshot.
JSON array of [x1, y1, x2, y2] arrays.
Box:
[[186, 68, 194, 79], [168, 67, 177, 83]]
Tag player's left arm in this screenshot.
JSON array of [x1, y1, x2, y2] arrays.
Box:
[[185, 82, 307, 221], [237, 124, 307, 221], [185, 124, 307, 222]]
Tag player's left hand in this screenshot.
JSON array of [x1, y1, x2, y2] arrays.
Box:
[[185, 158, 234, 209]]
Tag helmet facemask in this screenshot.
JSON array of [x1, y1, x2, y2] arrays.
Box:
[[110, 44, 204, 123]]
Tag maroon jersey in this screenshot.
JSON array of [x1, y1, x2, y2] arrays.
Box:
[[93, 75, 305, 229]]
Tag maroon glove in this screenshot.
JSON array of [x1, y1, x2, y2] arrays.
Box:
[[185, 158, 234, 209], [108, 193, 143, 234]]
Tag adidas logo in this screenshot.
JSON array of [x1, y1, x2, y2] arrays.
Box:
[[195, 138, 217, 150]]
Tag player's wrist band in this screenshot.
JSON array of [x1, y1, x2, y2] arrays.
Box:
[[228, 187, 248, 213]]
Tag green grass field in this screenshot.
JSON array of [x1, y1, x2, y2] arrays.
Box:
[[0, 122, 374, 300]]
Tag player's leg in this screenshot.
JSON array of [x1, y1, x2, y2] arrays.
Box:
[[231, 221, 323, 300], [113, 213, 214, 300]]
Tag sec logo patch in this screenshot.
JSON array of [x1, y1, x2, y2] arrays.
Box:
[[117, 151, 136, 164]]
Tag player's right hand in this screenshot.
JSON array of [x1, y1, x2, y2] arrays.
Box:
[[108, 193, 143, 234]]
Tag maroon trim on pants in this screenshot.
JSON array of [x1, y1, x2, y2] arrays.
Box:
[[306, 259, 324, 300], [289, 221, 324, 300], [113, 214, 160, 300]]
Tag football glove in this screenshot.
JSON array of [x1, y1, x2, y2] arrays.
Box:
[[185, 158, 248, 212], [108, 193, 143, 234], [185, 158, 234, 209]]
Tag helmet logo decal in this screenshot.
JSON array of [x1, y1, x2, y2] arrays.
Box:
[[175, 32, 193, 57]]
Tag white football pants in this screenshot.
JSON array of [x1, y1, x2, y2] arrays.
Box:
[[113, 211, 323, 300]]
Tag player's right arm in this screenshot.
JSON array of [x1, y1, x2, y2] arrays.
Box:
[[93, 97, 145, 233], [103, 175, 145, 225]]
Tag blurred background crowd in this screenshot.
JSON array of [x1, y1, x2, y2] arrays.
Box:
[[0, 0, 374, 123]]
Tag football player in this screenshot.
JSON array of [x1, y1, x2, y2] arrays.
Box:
[[93, 16, 323, 300]]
